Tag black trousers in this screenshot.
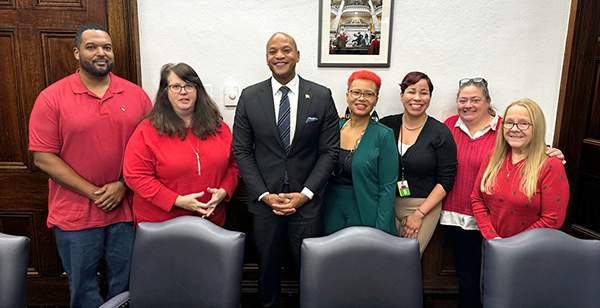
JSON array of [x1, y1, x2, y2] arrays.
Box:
[[253, 207, 322, 308], [443, 225, 484, 308]]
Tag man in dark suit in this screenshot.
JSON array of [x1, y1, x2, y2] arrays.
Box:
[[233, 32, 339, 307]]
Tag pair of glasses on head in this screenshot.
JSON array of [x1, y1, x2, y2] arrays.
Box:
[[348, 89, 377, 99], [168, 84, 195, 93], [459, 77, 488, 87], [503, 121, 532, 130]]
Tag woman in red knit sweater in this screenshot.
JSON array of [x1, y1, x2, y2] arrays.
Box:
[[472, 98, 569, 240], [123, 63, 238, 226]]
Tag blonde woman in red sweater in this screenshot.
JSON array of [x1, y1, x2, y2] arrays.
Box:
[[472, 99, 569, 238], [441, 79, 564, 308]]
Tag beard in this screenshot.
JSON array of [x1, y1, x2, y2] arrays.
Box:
[[80, 57, 113, 77]]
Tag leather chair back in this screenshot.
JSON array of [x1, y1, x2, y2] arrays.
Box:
[[0, 232, 30, 308], [482, 228, 600, 308], [300, 226, 422, 308], [128, 216, 245, 308]]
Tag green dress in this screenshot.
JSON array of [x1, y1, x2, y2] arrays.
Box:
[[324, 119, 399, 235]]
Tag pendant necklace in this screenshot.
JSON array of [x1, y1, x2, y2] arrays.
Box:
[[185, 119, 201, 176], [506, 157, 520, 179], [342, 118, 366, 153], [193, 148, 201, 176], [189, 137, 201, 176]]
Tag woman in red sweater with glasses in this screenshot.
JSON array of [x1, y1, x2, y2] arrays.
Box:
[[472, 98, 569, 238], [123, 63, 238, 226]]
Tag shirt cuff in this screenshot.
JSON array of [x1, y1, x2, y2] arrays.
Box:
[[258, 192, 269, 202], [301, 187, 314, 200]]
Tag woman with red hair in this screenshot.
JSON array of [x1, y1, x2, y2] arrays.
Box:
[[323, 70, 398, 235]]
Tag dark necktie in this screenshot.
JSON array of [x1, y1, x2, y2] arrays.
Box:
[[277, 86, 291, 153]]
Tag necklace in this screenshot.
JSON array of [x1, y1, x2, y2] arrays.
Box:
[[342, 119, 367, 152], [505, 154, 526, 178], [192, 148, 201, 176], [402, 114, 427, 131], [189, 136, 201, 176]]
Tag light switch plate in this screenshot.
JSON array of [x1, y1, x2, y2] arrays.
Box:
[[223, 85, 239, 107]]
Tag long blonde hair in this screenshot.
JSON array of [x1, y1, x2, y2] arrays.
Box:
[[480, 98, 547, 199]]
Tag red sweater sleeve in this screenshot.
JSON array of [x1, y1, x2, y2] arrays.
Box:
[[219, 124, 239, 201], [123, 123, 179, 212], [471, 156, 499, 240], [526, 157, 569, 230]]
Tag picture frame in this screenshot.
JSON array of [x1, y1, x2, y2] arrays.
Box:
[[318, 0, 394, 67]]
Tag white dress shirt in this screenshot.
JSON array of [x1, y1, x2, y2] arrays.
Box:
[[271, 75, 299, 142]]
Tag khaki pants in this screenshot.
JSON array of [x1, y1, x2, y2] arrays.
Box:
[[395, 197, 441, 256]]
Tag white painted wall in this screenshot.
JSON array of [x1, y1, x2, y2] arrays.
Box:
[[138, 0, 570, 143]]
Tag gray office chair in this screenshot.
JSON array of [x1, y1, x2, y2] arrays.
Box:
[[100, 216, 245, 308], [300, 226, 422, 308], [0, 232, 30, 308], [482, 228, 600, 308]]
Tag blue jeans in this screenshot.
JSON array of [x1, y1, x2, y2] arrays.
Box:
[[54, 222, 134, 308]]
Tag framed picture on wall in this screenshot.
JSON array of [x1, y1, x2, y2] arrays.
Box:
[[318, 0, 394, 67]]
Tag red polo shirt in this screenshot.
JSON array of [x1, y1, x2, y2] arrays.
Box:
[[29, 72, 152, 230]]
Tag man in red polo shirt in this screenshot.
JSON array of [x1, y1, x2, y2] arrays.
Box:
[[28, 24, 151, 308]]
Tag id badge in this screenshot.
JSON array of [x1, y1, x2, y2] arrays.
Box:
[[397, 180, 411, 197]]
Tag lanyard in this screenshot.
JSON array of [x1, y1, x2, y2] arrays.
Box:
[[399, 126, 406, 181], [399, 115, 427, 181]]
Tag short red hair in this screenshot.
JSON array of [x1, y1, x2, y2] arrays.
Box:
[[347, 70, 381, 92]]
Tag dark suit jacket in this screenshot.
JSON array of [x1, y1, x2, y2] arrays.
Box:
[[233, 77, 339, 217]]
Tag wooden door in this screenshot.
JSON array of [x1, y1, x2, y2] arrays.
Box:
[[555, 0, 600, 239], [0, 0, 140, 305]]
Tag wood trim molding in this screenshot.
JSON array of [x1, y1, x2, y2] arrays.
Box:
[[553, 0, 579, 146], [106, 0, 141, 85]]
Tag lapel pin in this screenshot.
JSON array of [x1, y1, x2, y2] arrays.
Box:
[[305, 93, 311, 104]]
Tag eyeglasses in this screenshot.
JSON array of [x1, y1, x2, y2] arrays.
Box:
[[168, 84, 195, 93], [459, 77, 488, 87], [503, 121, 532, 131], [348, 89, 377, 99]]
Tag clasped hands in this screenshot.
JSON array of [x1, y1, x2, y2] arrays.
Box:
[[93, 181, 126, 212], [263, 192, 309, 216], [175, 187, 227, 218], [401, 211, 424, 239]]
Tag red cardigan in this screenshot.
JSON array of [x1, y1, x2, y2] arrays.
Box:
[[123, 120, 239, 226], [471, 152, 569, 239]]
